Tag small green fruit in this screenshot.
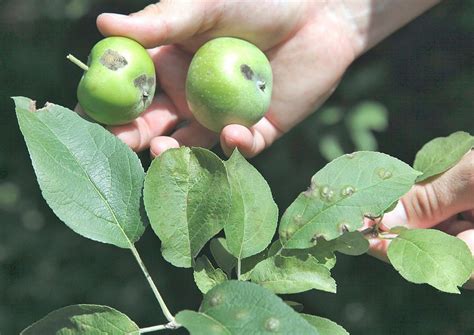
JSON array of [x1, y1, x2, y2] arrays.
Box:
[[186, 37, 272, 132], [68, 36, 156, 125]]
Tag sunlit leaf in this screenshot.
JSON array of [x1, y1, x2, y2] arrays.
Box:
[[347, 101, 388, 131], [14, 97, 145, 249], [319, 134, 345, 161], [21, 304, 139, 334], [387, 229, 473, 293], [413, 131, 473, 182], [224, 150, 278, 259], [176, 281, 318, 335], [302, 314, 349, 335], [194, 256, 228, 294], [279, 151, 420, 249], [250, 255, 336, 294], [144, 147, 231, 268]]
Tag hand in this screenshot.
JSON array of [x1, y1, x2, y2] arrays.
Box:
[[367, 150, 474, 289], [94, 2, 362, 157], [94, 1, 438, 158]]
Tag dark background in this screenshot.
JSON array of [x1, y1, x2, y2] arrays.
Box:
[[0, 1, 473, 334]]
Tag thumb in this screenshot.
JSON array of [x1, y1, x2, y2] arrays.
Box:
[[96, 2, 215, 48], [383, 150, 474, 230]]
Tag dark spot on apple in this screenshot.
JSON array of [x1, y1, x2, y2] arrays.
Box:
[[257, 80, 266, 92], [100, 49, 128, 71], [240, 64, 254, 80], [134, 74, 156, 105]]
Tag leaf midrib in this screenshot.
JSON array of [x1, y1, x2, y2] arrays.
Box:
[[283, 170, 416, 248], [29, 111, 133, 248]]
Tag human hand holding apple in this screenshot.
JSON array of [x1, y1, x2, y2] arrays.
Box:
[[95, 1, 358, 157], [95, 1, 438, 158]]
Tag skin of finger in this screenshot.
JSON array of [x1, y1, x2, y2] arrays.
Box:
[[170, 121, 218, 150], [108, 95, 180, 151], [148, 45, 194, 119], [149, 136, 180, 157], [365, 220, 474, 290], [263, 9, 356, 133], [220, 117, 283, 158], [401, 151, 474, 229], [108, 45, 194, 152], [98, 2, 313, 51], [456, 229, 474, 290], [96, 2, 213, 48]]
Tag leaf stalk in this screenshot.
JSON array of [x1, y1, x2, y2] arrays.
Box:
[[130, 244, 175, 323]]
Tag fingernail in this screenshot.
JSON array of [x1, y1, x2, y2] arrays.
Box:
[[99, 13, 128, 19], [381, 201, 408, 230]]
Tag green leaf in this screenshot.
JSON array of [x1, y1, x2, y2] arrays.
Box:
[[347, 101, 388, 132], [14, 97, 145, 249], [279, 151, 420, 249], [176, 281, 318, 335], [174, 310, 230, 335], [250, 255, 336, 294], [194, 256, 228, 294], [301, 314, 349, 335], [413, 131, 473, 182], [285, 301, 304, 312], [333, 231, 369, 256], [387, 229, 473, 293], [210, 238, 236, 277], [388, 226, 408, 234], [224, 150, 278, 259], [269, 239, 337, 270], [319, 134, 345, 161], [21, 304, 139, 334], [143, 147, 231, 268], [240, 249, 268, 278], [350, 130, 377, 151], [318, 106, 344, 126]]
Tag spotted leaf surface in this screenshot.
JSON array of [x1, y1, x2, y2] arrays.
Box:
[[176, 281, 318, 335], [279, 151, 420, 249], [301, 314, 349, 335]]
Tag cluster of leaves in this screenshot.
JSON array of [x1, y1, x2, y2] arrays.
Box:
[[14, 97, 473, 334]]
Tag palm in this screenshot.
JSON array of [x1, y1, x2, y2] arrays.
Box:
[[97, 1, 357, 156]]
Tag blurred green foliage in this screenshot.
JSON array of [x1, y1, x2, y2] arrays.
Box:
[[0, 1, 473, 334]]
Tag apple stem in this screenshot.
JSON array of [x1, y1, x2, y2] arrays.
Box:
[[67, 54, 89, 71]]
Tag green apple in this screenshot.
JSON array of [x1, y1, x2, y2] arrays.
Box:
[[67, 36, 156, 125], [186, 37, 273, 132]]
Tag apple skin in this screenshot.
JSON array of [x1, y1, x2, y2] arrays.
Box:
[[186, 37, 273, 132], [77, 37, 156, 126]]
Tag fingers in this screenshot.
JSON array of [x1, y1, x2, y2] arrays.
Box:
[[365, 151, 474, 289], [97, 2, 218, 48], [220, 117, 283, 158], [108, 94, 179, 152], [109, 44, 196, 154], [382, 150, 474, 230], [148, 45, 193, 119], [457, 229, 474, 289], [149, 122, 218, 158]]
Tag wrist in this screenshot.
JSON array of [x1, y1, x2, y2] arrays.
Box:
[[327, 0, 440, 58]]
